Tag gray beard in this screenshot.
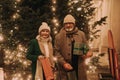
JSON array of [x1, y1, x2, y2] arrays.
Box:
[[65, 28, 73, 32]]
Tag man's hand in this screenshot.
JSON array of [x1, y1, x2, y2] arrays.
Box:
[[63, 63, 73, 71], [86, 50, 93, 57], [82, 50, 93, 59]]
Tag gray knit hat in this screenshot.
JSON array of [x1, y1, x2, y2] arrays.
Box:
[[63, 14, 75, 24], [38, 22, 50, 33]]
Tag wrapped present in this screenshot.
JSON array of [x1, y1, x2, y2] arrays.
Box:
[[73, 42, 89, 55]]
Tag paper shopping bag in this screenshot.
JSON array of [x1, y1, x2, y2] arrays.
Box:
[[40, 58, 54, 80]]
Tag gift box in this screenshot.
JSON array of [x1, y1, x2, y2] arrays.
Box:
[[73, 42, 89, 55]]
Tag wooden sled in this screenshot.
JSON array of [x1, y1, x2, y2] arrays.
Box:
[[98, 30, 120, 80], [108, 30, 120, 80], [40, 58, 54, 80]]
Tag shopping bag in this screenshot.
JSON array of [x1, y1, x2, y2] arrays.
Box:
[[40, 58, 54, 80]]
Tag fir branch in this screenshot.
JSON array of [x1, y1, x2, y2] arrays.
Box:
[[92, 16, 107, 29]]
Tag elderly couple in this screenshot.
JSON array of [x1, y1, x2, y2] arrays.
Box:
[[26, 14, 93, 80]]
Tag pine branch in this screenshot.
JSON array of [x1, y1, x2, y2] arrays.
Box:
[[92, 16, 107, 29]]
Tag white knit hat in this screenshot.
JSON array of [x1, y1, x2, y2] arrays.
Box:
[[38, 22, 50, 33], [63, 14, 75, 24]]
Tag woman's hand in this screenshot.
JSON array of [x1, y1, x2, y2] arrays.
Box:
[[38, 55, 45, 60]]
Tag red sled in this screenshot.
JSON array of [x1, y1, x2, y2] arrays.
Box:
[[108, 30, 120, 80], [40, 58, 54, 80]]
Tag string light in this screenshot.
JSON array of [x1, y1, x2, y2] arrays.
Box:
[[27, 74, 32, 80], [73, 0, 79, 3], [55, 23, 59, 26], [51, 6, 56, 12], [90, 35, 94, 38], [14, 5, 17, 8], [0, 34, 4, 42], [68, 2, 72, 6], [54, 30, 58, 34], [12, 13, 20, 19], [52, 0, 56, 4], [52, 18, 57, 23], [77, 7, 82, 11], [17, 9, 20, 12], [14, 26, 19, 30], [0, 24, 4, 42], [17, 44, 25, 51], [16, 0, 21, 3]]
